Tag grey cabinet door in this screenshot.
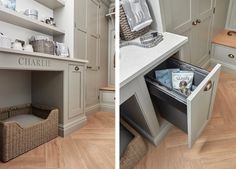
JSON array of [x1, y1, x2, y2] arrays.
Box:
[[160, 0, 214, 66], [74, 29, 87, 59], [68, 65, 84, 119], [86, 70, 99, 108], [226, 0, 236, 31], [75, 0, 87, 32], [187, 64, 221, 148], [87, 0, 100, 37]]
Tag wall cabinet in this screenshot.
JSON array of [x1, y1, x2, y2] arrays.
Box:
[[68, 64, 84, 119], [160, 0, 214, 67]]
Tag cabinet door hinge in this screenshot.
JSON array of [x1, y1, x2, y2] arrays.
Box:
[[213, 8, 216, 14]]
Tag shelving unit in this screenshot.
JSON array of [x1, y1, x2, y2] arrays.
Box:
[[34, 0, 65, 10], [0, 6, 65, 36], [0, 47, 88, 63]]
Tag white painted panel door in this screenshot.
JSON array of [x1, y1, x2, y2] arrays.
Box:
[[226, 0, 236, 31], [187, 64, 221, 148], [87, 0, 99, 37], [192, 0, 214, 66], [160, 0, 214, 66], [86, 70, 99, 108], [74, 29, 87, 59], [68, 65, 84, 119], [87, 35, 99, 70], [109, 30, 115, 86], [161, 0, 196, 63], [75, 0, 87, 32]]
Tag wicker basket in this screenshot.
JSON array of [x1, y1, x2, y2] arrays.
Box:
[[120, 119, 148, 169], [0, 104, 58, 162], [120, 5, 150, 41], [31, 40, 54, 55]]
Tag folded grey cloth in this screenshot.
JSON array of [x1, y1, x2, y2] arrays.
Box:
[[155, 69, 180, 89], [121, 0, 152, 32]]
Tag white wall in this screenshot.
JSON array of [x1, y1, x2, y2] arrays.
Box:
[[0, 0, 54, 44]]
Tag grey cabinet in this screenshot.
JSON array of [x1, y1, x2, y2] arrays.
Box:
[[68, 64, 84, 119], [160, 0, 214, 67]]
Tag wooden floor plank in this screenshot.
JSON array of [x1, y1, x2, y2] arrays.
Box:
[[0, 112, 115, 169]]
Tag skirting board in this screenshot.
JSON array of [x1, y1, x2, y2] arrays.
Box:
[[122, 116, 172, 146], [58, 116, 87, 137], [85, 104, 101, 116], [100, 104, 115, 113]]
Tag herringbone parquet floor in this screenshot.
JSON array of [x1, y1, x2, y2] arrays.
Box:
[[135, 71, 236, 169], [0, 112, 115, 169]]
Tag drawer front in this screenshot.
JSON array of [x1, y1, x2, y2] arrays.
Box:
[[100, 91, 115, 104], [146, 58, 221, 148], [213, 44, 236, 65], [187, 64, 221, 148]]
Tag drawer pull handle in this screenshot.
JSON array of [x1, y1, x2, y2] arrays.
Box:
[[204, 80, 212, 91], [192, 21, 197, 25], [75, 66, 80, 71], [228, 54, 235, 59], [196, 19, 201, 23], [87, 66, 92, 69]]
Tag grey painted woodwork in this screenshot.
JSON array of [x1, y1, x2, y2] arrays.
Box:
[[68, 65, 84, 119], [226, 0, 236, 31], [120, 48, 221, 147], [75, 0, 109, 112], [0, 51, 86, 137], [160, 0, 214, 67], [187, 64, 221, 148]]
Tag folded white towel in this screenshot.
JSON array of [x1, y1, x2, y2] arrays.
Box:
[[122, 0, 152, 32]]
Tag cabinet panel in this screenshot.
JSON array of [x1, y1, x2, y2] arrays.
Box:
[[87, 0, 99, 36], [87, 35, 99, 69], [86, 70, 99, 107], [198, 0, 212, 15], [187, 64, 221, 147], [226, 0, 236, 31], [74, 29, 87, 59], [68, 65, 84, 119], [75, 0, 87, 32]]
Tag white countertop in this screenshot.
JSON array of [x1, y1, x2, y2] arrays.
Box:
[[120, 32, 188, 87], [0, 47, 88, 63]]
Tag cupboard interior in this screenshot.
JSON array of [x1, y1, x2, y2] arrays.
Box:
[[0, 69, 63, 124], [144, 54, 209, 133]]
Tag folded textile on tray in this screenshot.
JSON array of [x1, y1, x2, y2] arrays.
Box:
[[121, 0, 153, 32]]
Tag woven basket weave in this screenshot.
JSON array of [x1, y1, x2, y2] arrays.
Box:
[[31, 40, 54, 55], [0, 104, 58, 162], [120, 5, 150, 41], [120, 119, 148, 169]]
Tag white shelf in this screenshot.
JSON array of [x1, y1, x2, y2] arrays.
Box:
[[0, 47, 88, 63], [34, 0, 65, 9], [0, 6, 65, 36]]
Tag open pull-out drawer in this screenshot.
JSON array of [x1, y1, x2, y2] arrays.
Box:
[[145, 58, 221, 148]]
